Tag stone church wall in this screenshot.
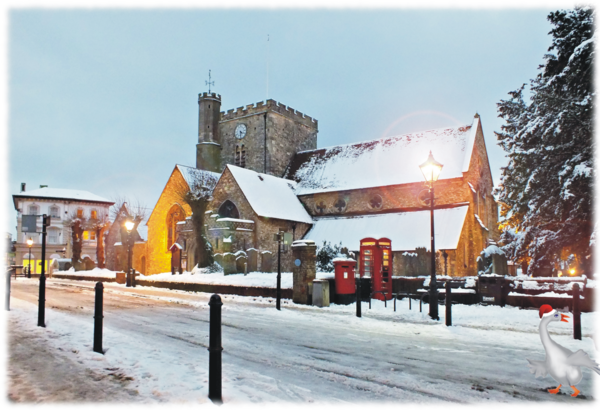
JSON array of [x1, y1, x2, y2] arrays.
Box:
[[207, 167, 312, 273], [145, 169, 192, 275], [217, 100, 318, 178]]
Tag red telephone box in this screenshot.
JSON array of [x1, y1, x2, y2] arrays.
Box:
[[359, 237, 392, 301]]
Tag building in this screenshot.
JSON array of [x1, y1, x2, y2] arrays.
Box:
[[12, 185, 114, 273], [144, 92, 499, 276]]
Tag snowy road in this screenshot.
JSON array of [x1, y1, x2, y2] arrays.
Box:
[[6, 277, 599, 404]]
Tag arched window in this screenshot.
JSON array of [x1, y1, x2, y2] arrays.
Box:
[[234, 145, 246, 168], [218, 200, 239, 219], [166, 204, 185, 250], [28, 205, 39, 215]]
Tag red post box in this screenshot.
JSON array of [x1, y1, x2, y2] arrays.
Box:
[[359, 237, 393, 301], [333, 257, 357, 305], [333, 258, 357, 294]]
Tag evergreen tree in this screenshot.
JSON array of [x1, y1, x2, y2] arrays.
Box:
[[495, 7, 594, 275]]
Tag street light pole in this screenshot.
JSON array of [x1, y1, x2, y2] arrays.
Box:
[[124, 220, 135, 288], [27, 238, 33, 278], [419, 151, 443, 321], [428, 184, 438, 320]]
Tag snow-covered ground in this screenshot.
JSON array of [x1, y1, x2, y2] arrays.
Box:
[[53, 267, 338, 289], [6, 277, 600, 404]]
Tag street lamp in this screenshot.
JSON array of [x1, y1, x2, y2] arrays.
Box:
[[124, 219, 135, 287], [26, 237, 34, 278], [419, 151, 443, 321]]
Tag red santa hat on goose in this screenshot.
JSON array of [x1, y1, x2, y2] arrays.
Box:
[[539, 304, 554, 318]]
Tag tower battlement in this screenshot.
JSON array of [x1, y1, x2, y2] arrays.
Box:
[[220, 99, 318, 128], [198, 92, 222, 101]]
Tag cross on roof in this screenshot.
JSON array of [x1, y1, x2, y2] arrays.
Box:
[[206, 69, 215, 93]]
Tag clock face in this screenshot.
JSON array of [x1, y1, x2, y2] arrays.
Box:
[[235, 124, 247, 139]]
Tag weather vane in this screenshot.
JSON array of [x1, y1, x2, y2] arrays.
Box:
[[206, 69, 215, 93]]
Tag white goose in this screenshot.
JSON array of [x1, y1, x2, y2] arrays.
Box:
[[527, 304, 600, 397]]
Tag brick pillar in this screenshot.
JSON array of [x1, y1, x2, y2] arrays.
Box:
[[292, 240, 316, 305]]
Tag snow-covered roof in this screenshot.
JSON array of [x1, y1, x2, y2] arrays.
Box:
[[286, 118, 479, 195], [226, 165, 313, 224], [13, 187, 114, 207], [303, 205, 469, 251], [176, 164, 221, 190]]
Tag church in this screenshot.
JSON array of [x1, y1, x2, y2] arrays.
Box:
[[140, 91, 500, 277]]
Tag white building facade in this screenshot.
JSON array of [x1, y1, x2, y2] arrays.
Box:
[[12, 185, 114, 273]]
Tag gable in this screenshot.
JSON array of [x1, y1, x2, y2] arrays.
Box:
[[147, 166, 193, 227], [222, 165, 313, 224]]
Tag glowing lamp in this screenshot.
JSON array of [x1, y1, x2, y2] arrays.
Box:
[[124, 220, 135, 232], [569, 269, 576, 275], [26, 237, 33, 247], [419, 151, 443, 183]]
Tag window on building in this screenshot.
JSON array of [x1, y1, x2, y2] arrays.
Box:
[[77, 208, 84, 218], [217, 200, 240, 219], [28, 205, 39, 215], [48, 229, 59, 244], [90, 230, 96, 240], [369, 195, 383, 209], [83, 231, 89, 240], [50, 206, 60, 218], [166, 204, 186, 250], [91, 209, 98, 219], [240, 145, 246, 168]]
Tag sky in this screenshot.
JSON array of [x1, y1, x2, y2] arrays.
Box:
[[2, 1, 579, 237]]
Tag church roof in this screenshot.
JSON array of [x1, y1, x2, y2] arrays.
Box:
[[286, 117, 480, 195], [303, 205, 469, 252], [176, 165, 221, 189], [226, 165, 313, 224]]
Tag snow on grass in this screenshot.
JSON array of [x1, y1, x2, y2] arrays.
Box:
[[54, 268, 336, 289]]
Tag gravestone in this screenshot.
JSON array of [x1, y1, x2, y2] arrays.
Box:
[[222, 253, 236, 275], [246, 248, 259, 273], [260, 251, 273, 273]]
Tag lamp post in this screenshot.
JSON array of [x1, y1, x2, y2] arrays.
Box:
[[419, 151, 443, 321], [124, 219, 135, 287], [26, 238, 33, 278]]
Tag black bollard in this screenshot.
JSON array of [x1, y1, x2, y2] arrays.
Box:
[[6, 269, 11, 311], [573, 283, 581, 340], [132, 269, 136, 288], [93, 282, 104, 354], [208, 294, 223, 404], [445, 281, 452, 326], [37, 272, 46, 327], [409, 296, 411, 310], [355, 276, 361, 318]]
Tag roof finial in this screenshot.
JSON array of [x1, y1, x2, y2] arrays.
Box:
[[206, 69, 215, 94], [474, 112, 480, 118]]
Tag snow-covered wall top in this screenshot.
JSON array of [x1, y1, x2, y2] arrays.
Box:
[[13, 187, 114, 205], [304, 205, 468, 251], [287, 122, 476, 195], [227, 165, 314, 224]]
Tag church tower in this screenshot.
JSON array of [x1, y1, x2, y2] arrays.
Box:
[[196, 92, 222, 172]]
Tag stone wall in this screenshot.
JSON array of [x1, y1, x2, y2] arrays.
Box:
[[218, 100, 318, 178], [207, 166, 312, 273], [292, 240, 317, 304]]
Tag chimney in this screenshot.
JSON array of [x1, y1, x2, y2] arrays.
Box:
[[20, 183, 26, 192]]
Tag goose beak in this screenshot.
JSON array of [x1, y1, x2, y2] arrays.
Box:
[[561, 314, 569, 323]]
